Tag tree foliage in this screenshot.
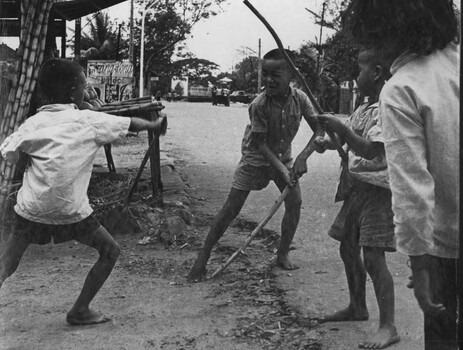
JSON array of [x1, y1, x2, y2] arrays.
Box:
[[68, 11, 128, 61], [296, 1, 361, 112], [134, 0, 227, 93], [79, 12, 116, 60], [230, 56, 259, 93], [306, 0, 347, 33], [170, 56, 219, 82]]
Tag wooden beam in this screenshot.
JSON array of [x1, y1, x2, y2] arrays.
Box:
[[0, 18, 66, 37]]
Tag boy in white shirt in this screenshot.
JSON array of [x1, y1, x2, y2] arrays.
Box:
[[0, 58, 166, 326]]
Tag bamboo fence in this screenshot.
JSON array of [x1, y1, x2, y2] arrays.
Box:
[[0, 0, 54, 224]]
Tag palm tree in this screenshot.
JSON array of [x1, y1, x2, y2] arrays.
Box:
[[79, 12, 117, 60]]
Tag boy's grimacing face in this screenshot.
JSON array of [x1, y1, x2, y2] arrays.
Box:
[[262, 59, 291, 98]]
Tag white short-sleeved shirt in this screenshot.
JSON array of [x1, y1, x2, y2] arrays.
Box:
[[379, 42, 459, 258], [0, 104, 131, 224]]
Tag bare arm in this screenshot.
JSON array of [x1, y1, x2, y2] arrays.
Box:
[[129, 115, 167, 134], [297, 115, 325, 159], [339, 126, 384, 160], [318, 114, 382, 160], [314, 133, 344, 152], [252, 133, 294, 187]]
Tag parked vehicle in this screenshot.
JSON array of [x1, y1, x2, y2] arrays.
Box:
[[215, 88, 230, 106], [230, 90, 251, 104]]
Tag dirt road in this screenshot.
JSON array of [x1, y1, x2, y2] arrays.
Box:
[[162, 102, 424, 350], [0, 101, 423, 349]]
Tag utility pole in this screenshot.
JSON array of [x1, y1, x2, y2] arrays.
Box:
[[139, 0, 146, 97], [116, 22, 122, 61], [316, 1, 326, 78], [129, 0, 134, 64], [139, 0, 159, 98], [74, 18, 81, 61], [257, 38, 262, 93]]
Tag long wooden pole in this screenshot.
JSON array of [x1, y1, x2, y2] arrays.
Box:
[[211, 1, 349, 279], [210, 186, 292, 279], [243, 0, 347, 164]]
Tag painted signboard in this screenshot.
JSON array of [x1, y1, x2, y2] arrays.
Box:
[[86, 60, 134, 103]]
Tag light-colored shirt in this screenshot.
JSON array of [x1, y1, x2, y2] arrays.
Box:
[[379, 42, 460, 258], [345, 101, 389, 188], [0, 104, 131, 224], [241, 87, 317, 166]]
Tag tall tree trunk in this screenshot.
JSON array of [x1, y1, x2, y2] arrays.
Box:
[[0, 0, 54, 226]]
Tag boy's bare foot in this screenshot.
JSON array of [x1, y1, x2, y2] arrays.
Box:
[[274, 255, 299, 270], [358, 326, 400, 349], [66, 309, 110, 326], [316, 306, 369, 323], [187, 259, 207, 282]]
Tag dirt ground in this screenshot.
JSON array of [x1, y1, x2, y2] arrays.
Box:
[[0, 133, 325, 350]]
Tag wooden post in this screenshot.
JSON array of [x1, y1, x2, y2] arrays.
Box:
[[257, 38, 262, 93], [75, 18, 81, 61], [147, 111, 162, 205], [61, 19, 66, 58]]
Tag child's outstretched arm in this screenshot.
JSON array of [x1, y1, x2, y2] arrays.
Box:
[[252, 132, 295, 187], [318, 114, 382, 160], [129, 115, 167, 135]]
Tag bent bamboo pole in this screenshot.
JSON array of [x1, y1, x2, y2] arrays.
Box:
[[210, 1, 350, 279], [243, 0, 347, 164]]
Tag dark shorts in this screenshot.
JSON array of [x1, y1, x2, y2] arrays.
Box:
[[232, 160, 292, 191], [328, 181, 396, 251], [12, 213, 101, 245]]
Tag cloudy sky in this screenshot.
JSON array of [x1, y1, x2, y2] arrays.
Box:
[[108, 0, 335, 72], [0, 0, 334, 72]]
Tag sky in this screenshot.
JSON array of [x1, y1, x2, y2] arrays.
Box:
[[0, 0, 333, 72], [107, 0, 335, 72]]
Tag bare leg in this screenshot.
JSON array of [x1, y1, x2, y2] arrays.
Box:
[[0, 235, 30, 287], [187, 188, 249, 282], [359, 247, 400, 349], [66, 225, 120, 325], [273, 181, 301, 270], [318, 237, 369, 322]]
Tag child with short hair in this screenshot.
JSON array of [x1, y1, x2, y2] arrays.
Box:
[[343, 1, 460, 348], [0, 58, 166, 325], [188, 48, 323, 281], [314, 50, 399, 349]]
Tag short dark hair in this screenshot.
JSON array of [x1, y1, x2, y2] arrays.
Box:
[[358, 49, 393, 80], [263, 48, 296, 62], [38, 58, 84, 101], [342, 0, 459, 55]]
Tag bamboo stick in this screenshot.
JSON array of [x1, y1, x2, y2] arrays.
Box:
[[243, 0, 348, 163], [98, 102, 165, 116], [210, 186, 293, 279], [102, 96, 152, 107]]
